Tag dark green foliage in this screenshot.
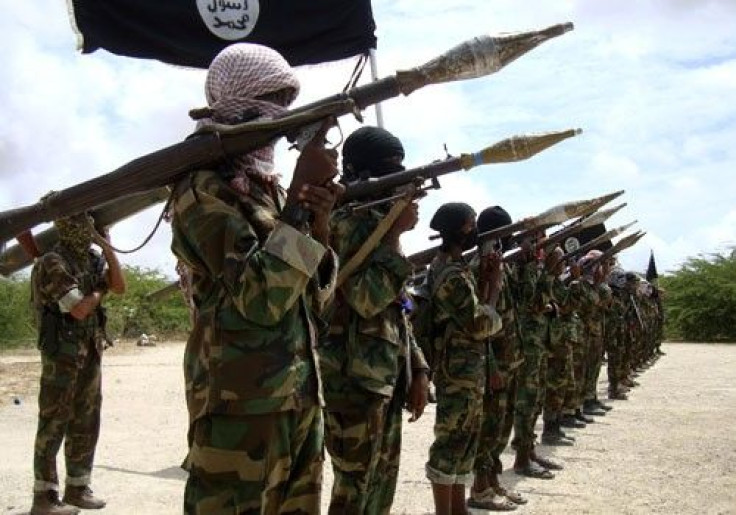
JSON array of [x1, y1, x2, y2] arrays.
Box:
[[0, 276, 37, 347], [660, 250, 736, 342], [0, 266, 189, 349], [103, 266, 190, 338]]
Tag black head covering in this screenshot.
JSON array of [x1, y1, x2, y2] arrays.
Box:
[[430, 202, 475, 234], [477, 206, 512, 252], [430, 202, 477, 251], [477, 206, 512, 232], [341, 126, 405, 181]]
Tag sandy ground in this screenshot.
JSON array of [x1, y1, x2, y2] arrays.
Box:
[[1, 342, 735, 515]]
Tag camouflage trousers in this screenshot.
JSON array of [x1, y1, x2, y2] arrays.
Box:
[[474, 366, 520, 475], [622, 328, 635, 378], [512, 347, 548, 452], [584, 331, 604, 401], [324, 391, 403, 515], [564, 337, 588, 411], [544, 342, 573, 419], [34, 338, 101, 492], [426, 385, 484, 485], [605, 332, 624, 391], [183, 405, 323, 515]]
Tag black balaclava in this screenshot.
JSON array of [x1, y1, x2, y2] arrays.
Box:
[[341, 126, 405, 182], [430, 202, 477, 252], [477, 205, 512, 252]]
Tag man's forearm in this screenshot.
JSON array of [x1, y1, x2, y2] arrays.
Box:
[[103, 247, 126, 294], [69, 291, 103, 320]]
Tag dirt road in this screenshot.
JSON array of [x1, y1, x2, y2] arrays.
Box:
[[1, 342, 735, 514]]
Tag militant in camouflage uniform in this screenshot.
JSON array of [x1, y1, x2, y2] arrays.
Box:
[[575, 252, 609, 417], [424, 203, 502, 515], [541, 261, 579, 446], [470, 206, 528, 510], [619, 272, 641, 386], [30, 213, 125, 515], [606, 269, 629, 400], [511, 238, 560, 480], [169, 44, 341, 514], [560, 271, 589, 428], [586, 275, 614, 409], [320, 126, 429, 515]]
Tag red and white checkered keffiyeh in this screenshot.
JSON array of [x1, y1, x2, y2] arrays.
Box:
[[198, 43, 300, 193]]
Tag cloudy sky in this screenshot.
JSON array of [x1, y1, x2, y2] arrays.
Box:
[[2, 0, 735, 279]]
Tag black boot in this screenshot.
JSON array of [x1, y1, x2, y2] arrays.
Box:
[[592, 398, 613, 411], [555, 417, 575, 441], [560, 413, 586, 428], [583, 399, 606, 416], [541, 420, 573, 446], [575, 408, 594, 424], [608, 388, 628, 400]]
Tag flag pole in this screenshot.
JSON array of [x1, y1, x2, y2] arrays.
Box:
[[368, 48, 385, 128]]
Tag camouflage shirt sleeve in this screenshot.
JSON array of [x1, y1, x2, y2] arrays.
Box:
[[171, 171, 327, 326], [434, 268, 501, 341], [330, 208, 412, 320], [517, 261, 548, 315], [410, 335, 430, 371], [34, 252, 79, 306]]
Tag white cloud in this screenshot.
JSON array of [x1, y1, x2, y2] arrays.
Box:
[[1, 0, 735, 279]]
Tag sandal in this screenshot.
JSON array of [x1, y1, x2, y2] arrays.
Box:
[[494, 486, 528, 505], [514, 461, 554, 479], [468, 490, 517, 511], [531, 454, 564, 471]]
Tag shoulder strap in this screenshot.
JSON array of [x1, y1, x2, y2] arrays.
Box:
[[336, 195, 414, 287]]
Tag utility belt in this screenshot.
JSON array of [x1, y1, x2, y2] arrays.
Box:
[[38, 305, 103, 356]]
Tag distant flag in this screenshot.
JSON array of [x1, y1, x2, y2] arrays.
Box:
[[68, 0, 377, 68], [563, 223, 612, 255], [646, 250, 659, 282]]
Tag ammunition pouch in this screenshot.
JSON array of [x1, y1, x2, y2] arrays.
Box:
[[38, 307, 61, 356]]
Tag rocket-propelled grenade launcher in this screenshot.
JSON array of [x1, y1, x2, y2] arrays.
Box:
[[408, 190, 623, 268], [0, 22, 574, 246], [341, 128, 582, 207], [0, 188, 170, 277]]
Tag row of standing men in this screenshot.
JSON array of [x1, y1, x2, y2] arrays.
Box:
[[26, 42, 663, 515]]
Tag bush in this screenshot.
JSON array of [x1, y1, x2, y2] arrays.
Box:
[[0, 265, 189, 349], [660, 251, 736, 342], [0, 276, 37, 348]]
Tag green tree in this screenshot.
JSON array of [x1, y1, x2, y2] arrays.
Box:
[[660, 251, 736, 342], [0, 276, 36, 347], [0, 265, 189, 349], [104, 265, 190, 338]]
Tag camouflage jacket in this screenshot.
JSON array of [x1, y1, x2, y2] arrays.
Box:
[[516, 260, 553, 352], [493, 262, 524, 370], [31, 245, 108, 350], [549, 277, 582, 349], [170, 170, 338, 420], [608, 287, 627, 343], [321, 206, 428, 400], [597, 282, 614, 339], [430, 254, 502, 393], [469, 257, 522, 373], [578, 279, 603, 339]]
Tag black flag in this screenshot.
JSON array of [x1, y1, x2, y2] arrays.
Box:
[[563, 223, 612, 255], [69, 0, 377, 68], [646, 250, 659, 282]]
